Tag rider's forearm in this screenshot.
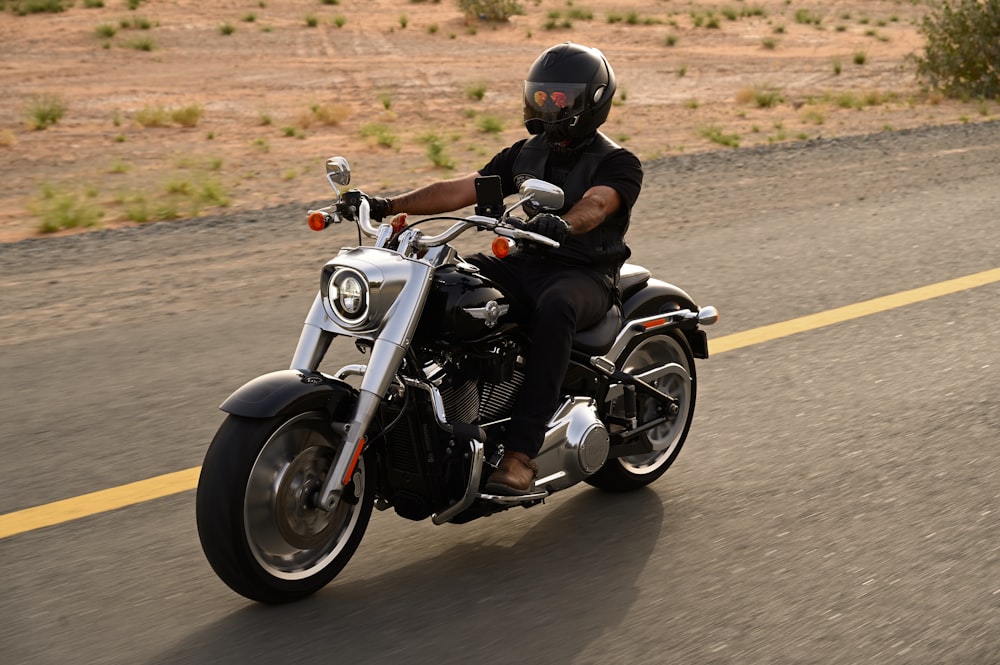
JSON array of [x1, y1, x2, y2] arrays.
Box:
[[389, 174, 478, 215], [564, 186, 621, 234]]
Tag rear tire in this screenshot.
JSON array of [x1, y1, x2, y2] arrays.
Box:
[[196, 408, 374, 603], [586, 332, 696, 492]]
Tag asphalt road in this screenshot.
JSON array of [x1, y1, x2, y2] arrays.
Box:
[[1, 123, 998, 664]]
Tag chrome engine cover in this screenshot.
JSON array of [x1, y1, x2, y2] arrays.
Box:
[[532, 397, 610, 492]]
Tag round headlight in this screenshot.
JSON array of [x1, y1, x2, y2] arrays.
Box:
[[328, 268, 369, 325], [339, 276, 364, 314]]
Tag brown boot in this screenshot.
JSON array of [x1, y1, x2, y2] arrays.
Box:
[[485, 451, 539, 495]]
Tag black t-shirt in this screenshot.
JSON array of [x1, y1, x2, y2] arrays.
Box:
[[478, 138, 643, 216], [478, 136, 643, 272]]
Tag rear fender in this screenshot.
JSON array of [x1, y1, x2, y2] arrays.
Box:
[[220, 369, 358, 420], [620, 279, 708, 359]]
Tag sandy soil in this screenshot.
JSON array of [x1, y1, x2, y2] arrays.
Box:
[[0, 0, 994, 243]]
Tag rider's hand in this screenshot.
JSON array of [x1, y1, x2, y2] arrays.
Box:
[[525, 213, 570, 243], [342, 189, 392, 222]]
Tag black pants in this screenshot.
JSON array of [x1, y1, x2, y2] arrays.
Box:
[[469, 253, 613, 458]]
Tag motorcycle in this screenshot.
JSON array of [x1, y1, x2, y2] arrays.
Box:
[[196, 156, 718, 603]]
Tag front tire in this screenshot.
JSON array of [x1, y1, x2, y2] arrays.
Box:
[[196, 408, 374, 603], [586, 332, 696, 492]]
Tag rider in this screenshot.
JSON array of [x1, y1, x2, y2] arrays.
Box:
[[360, 42, 643, 495]]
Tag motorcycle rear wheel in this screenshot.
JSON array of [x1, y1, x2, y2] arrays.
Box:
[[196, 408, 374, 603], [586, 332, 696, 492]]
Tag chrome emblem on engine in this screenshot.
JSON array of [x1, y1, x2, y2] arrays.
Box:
[[465, 300, 509, 328]]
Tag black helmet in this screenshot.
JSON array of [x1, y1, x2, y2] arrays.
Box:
[[523, 42, 617, 143]]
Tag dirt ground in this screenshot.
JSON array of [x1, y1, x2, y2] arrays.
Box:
[[0, 0, 994, 243]]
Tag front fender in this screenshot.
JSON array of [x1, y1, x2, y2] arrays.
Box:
[[220, 369, 358, 419]]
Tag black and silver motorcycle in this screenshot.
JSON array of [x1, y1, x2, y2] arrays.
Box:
[[196, 156, 718, 603]]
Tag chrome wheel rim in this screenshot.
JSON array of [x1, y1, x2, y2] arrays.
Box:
[[616, 336, 692, 475], [244, 412, 364, 580]]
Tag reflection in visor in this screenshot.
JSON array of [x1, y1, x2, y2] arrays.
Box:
[[524, 82, 587, 123]]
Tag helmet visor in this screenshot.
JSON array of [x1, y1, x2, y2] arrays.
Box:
[[523, 82, 588, 123]]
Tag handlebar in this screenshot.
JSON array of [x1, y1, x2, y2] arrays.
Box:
[[308, 196, 561, 251]]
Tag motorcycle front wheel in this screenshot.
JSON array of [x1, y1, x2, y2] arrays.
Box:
[[196, 408, 374, 604], [586, 332, 696, 492]]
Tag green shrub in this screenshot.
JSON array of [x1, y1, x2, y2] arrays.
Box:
[[128, 38, 155, 51], [465, 81, 487, 101], [476, 115, 504, 133], [27, 94, 66, 130], [699, 125, 740, 148], [361, 123, 399, 148], [135, 105, 170, 127], [170, 104, 203, 128], [4, 0, 72, 14], [33, 184, 103, 234], [916, 0, 1000, 99], [422, 133, 455, 169], [457, 0, 524, 22], [794, 8, 822, 26]]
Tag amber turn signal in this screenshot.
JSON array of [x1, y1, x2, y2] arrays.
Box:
[[307, 211, 329, 231], [492, 237, 513, 258]]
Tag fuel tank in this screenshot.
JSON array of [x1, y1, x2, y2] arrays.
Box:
[[414, 264, 516, 345]]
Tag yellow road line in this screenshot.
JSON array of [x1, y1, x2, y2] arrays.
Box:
[[0, 467, 201, 540], [2, 266, 999, 540], [709, 266, 1000, 355]]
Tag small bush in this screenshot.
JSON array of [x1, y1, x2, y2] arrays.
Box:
[[33, 184, 103, 234], [170, 104, 203, 128], [128, 38, 155, 51], [916, 0, 1000, 99], [4, 0, 72, 14], [477, 115, 504, 133], [361, 123, 399, 148], [699, 125, 740, 148], [465, 82, 487, 101], [422, 133, 455, 169], [457, 0, 524, 23], [135, 105, 170, 127], [794, 8, 822, 26], [310, 102, 351, 126], [27, 94, 66, 130], [95, 23, 117, 38], [736, 85, 784, 108]]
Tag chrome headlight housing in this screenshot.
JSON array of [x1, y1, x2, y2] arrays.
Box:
[[319, 247, 429, 337], [326, 267, 371, 329]]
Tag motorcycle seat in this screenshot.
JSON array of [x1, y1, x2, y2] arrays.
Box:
[[572, 264, 651, 355], [573, 305, 622, 355]]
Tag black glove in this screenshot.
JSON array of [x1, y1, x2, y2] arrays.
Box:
[[342, 189, 392, 222], [525, 213, 570, 243]]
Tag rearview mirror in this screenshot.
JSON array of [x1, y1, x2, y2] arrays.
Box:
[[519, 178, 564, 211], [325, 156, 351, 189]]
